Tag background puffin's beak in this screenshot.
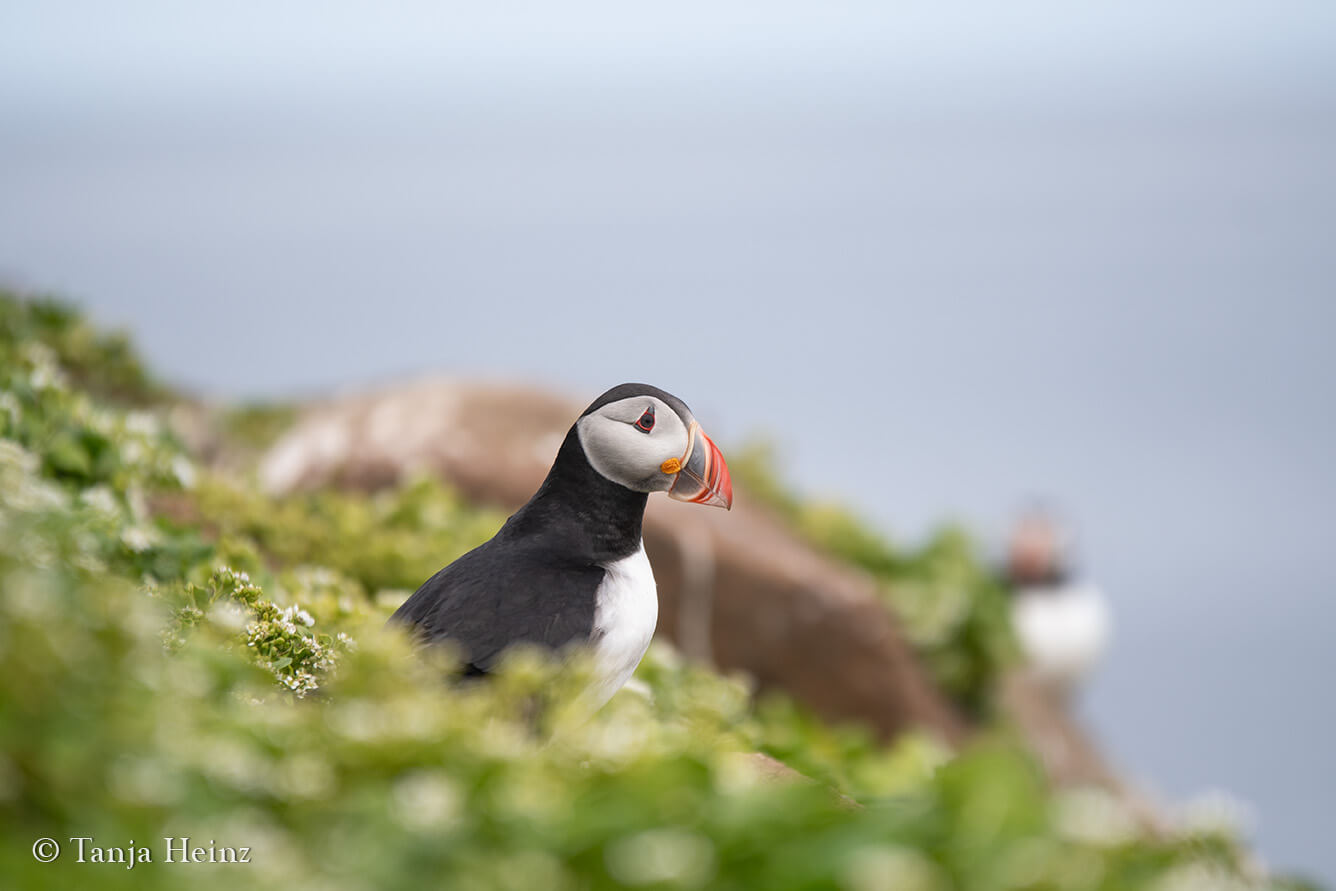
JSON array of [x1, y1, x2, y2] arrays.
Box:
[[668, 423, 733, 509]]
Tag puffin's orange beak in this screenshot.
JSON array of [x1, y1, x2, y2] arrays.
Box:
[[666, 422, 732, 510]]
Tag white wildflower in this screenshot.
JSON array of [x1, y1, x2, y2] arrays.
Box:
[[120, 438, 146, 467], [171, 455, 196, 488], [23, 343, 66, 391], [279, 670, 319, 696], [120, 525, 158, 553], [280, 605, 315, 628], [605, 828, 716, 888], [0, 390, 20, 423], [1053, 787, 1139, 847], [83, 404, 117, 436], [0, 439, 38, 475], [0, 441, 66, 512], [124, 410, 160, 436], [79, 484, 121, 518], [841, 845, 942, 891], [391, 771, 462, 831], [71, 550, 106, 574], [1176, 789, 1254, 839]]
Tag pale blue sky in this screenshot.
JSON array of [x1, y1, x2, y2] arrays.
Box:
[[3, 1, 1335, 103]]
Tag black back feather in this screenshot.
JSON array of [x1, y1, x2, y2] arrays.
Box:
[[388, 413, 652, 672]]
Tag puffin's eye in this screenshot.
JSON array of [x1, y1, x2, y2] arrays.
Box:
[[634, 407, 655, 433]]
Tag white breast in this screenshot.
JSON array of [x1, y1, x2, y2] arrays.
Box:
[[1011, 582, 1111, 692], [587, 541, 659, 709]]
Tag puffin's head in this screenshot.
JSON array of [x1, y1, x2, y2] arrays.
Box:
[[575, 383, 732, 509]]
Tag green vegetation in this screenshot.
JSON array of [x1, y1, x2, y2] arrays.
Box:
[[216, 402, 300, 453], [0, 291, 1305, 889], [0, 294, 161, 405]]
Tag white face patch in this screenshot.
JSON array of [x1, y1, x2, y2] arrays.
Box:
[[576, 396, 693, 492]]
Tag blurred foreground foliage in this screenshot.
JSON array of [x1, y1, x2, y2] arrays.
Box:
[[0, 291, 1311, 890]]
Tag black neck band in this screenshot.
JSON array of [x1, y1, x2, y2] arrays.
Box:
[[503, 426, 648, 563]]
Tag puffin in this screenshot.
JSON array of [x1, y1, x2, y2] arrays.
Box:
[[1003, 510, 1111, 697], [388, 383, 732, 708]]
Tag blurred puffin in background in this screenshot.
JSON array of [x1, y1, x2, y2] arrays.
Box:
[[1003, 508, 1111, 697], [389, 383, 732, 709]]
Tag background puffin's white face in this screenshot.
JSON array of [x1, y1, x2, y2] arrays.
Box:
[[576, 395, 693, 493]]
